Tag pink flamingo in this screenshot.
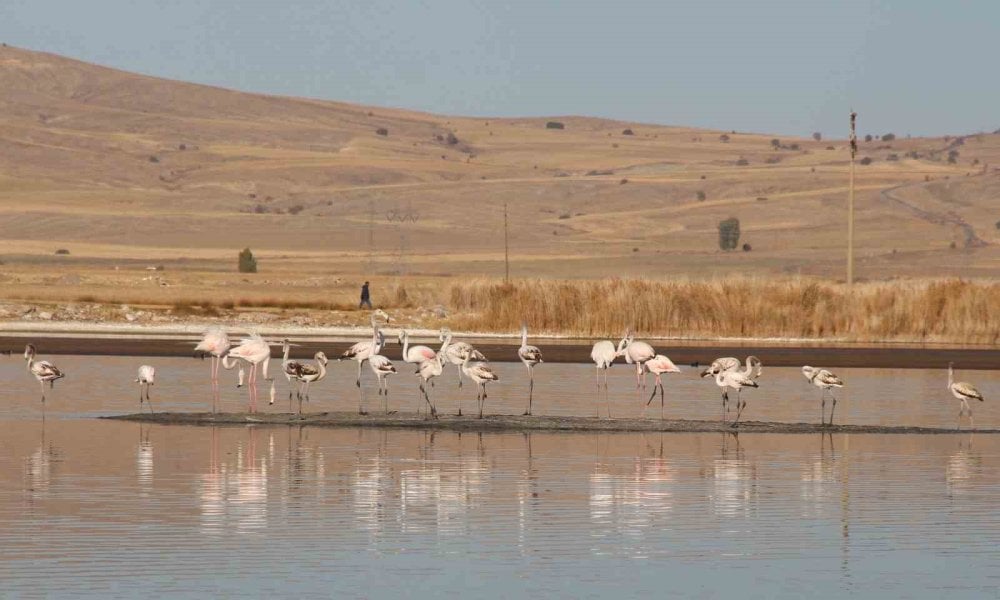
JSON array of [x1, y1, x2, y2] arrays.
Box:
[[643, 355, 681, 419], [338, 309, 390, 388], [194, 328, 231, 412], [223, 334, 272, 414], [416, 332, 451, 418], [622, 330, 655, 391], [590, 337, 628, 418]]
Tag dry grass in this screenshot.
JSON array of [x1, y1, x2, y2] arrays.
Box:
[[447, 277, 1000, 343]]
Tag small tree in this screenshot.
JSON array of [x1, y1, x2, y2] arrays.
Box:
[[770, 138, 781, 149], [864, 134, 873, 143], [881, 133, 896, 142], [238, 248, 258, 273], [696, 190, 707, 202], [812, 132, 822, 141], [947, 149, 960, 164], [718, 217, 741, 251], [719, 134, 730, 143]]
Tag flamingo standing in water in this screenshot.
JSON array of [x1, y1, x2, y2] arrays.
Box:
[[622, 331, 656, 391], [948, 362, 984, 429], [416, 332, 451, 418], [699, 357, 741, 378], [277, 352, 328, 414], [802, 366, 844, 426], [714, 361, 760, 427], [368, 353, 397, 414], [462, 349, 499, 419], [590, 337, 627, 418], [518, 324, 543, 415], [644, 355, 681, 419], [339, 309, 390, 388], [136, 365, 155, 411], [24, 344, 65, 403], [278, 339, 302, 409], [223, 334, 272, 414], [194, 328, 231, 411], [439, 328, 486, 415]]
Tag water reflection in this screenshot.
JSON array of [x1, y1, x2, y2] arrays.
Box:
[[711, 434, 758, 519], [23, 419, 56, 505], [199, 427, 269, 534]]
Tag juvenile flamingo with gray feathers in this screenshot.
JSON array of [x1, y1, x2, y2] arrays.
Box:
[[948, 362, 984, 429], [24, 344, 65, 404], [802, 366, 844, 426], [518, 324, 543, 415]]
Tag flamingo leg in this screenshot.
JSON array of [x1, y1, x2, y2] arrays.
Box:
[[660, 382, 665, 421], [828, 390, 837, 426], [356, 360, 363, 388], [146, 386, 155, 413], [820, 389, 826, 426], [523, 366, 533, 416], [358, 379, 367, 416], [730, 388, 746, 428]]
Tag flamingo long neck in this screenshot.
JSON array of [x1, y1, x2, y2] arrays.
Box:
[[439, 335, 452, 366], [281, 343, 291, 363], [715, 370, 726, 387], [221, 354, 239, 370], [948, 365, 954, 389], [316, 357, 327, 380], [371, 325, 380, 351], [521, 327, 528, 347], [401, 331, 410, 358], [261, 356, 271, 381]]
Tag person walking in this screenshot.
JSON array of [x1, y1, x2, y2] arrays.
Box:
[[359, 281, 372, 309]]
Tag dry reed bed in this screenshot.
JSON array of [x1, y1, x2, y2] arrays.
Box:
[[446, 278, 1000, 343]]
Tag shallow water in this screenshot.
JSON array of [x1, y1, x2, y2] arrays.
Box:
[[1, 356, 999, 597]]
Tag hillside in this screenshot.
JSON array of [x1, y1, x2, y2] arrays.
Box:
[[1, 44, 999, 318]]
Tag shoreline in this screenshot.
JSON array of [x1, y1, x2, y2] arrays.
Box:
[[103, 411, 1000, 434], [3, 322, 1000, 368]]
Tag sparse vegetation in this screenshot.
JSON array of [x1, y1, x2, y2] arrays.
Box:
[[375, 127, 388, 136], [622, 129, 634, 135], [238, 248, 258, 273], [735, 157, 749, 166], [719, 134, 730, 143], [812, 132, 822, 141], [742, 243, 752, 252], [860, 156, 873, 165], [288, 204, 305, 215], [148, 155, 159, 163], [865, 134, 873, 142], [54, 248, 70, 255], [881, 133, 896, 142], [696, 190, 706, 202], [718, 217, 741, 251], [545, 121, 565, 130], [948, 150, 960, 164], [770, 138, 781, 149]]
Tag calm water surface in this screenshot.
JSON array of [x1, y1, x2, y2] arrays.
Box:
[[0, 355, 998, 597]]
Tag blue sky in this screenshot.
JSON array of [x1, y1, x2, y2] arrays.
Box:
[[1, 0, 996, 137]]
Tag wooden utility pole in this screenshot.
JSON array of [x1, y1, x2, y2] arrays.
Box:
[[503, 203, 510, 283], [847, 110, 857, 286]]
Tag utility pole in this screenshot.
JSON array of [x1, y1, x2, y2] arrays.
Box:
[[847, 110, 857, 286], [503, 203, 510, 283]]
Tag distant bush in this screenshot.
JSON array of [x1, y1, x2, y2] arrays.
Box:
[[719, 134, 730, 143], [864, 134, 873, 142], [742, 243, 752, 252], [886, 153, 899, 161], [735, 157, 749, 166], [238, 248, 258, 273], [995, 220, 1000, 230], [54, 248, 70, 255], [696, 190, 706, 202], [826, 146, 835, 150], [764, 156, 781, 164], [178, 143, 187, 150], [446, 132, 459, 145], [288, 204, 305, 215], [619, 178, 628, 185], [812, 132, 822, 141], [148, 155, 159, 163], [948, 150, 960, 164], [546, 121, 565, 130], [881, 133, 896, 142], [859, 156, 873, 165], [622, 128, 634, 135], [770, 138, 781, 149], [375, 128, 388, 136], [558, 212, 571, 219], [718, 217, 741, 251]]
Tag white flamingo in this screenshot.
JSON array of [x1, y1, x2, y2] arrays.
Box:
[[339, 309, 390, 388], [802, 366, 844, 426], [518, 324, 543, 415], [416, 333, 451, 418], [369, 354, 397, 414], [644, 355, 681, 419], [622, 330, 656, 391], [590, 337, 627, 418], [462, 350, 499, 419], [277, 352, 328, 414], [24, 344, 65, 403], [135, 365, 155, 411], [948, 362, 984, 429], [194, 327, 230, 411], [278, 338, 302, 408], [223, 334, 272, 414], [715, 364, 760, 427], [439, 328, 487, 414], [701, 356, 762, 380]]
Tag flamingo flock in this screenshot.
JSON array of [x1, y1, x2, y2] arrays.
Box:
[[16, 315, 989, 429]]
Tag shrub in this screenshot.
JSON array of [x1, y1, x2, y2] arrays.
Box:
[[735, 157, 749, 166], [859, 156, 873, 165], [718, 217, 740, 251], [375, 128, 388, 136], [619, 178, 628, 185], [148, 155, 159, 163], [881, 133, 896, 141], [719, 134, 730, 143], [864, 134, 873, 142], [696, 190, 706, 202], [446, 132, 459, 145], [238, 248, 258, 273], [995, 220, 1000, 230], [545, 121, 565, 130], [558, 212, 571, 219], [742, 243, 752, 252], [886, 153, 899, 161], [622, 128, 634, 135], [288, 204, 304, 215], [948, 150, 960, 164], [826, 145, 835, 150], [54, 248, 70, 255], [178, 143, 187, 150], [765, 156, 781, 164], [770, 138, 781, 149], [812, 132, 822, 141]]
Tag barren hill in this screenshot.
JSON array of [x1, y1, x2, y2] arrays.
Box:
[[1, 44, 999, 314]]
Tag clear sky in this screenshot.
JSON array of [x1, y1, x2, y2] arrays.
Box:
[[1, 0, 996, 137]]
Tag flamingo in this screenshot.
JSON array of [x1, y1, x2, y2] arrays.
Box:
[[278, 338, 302, 408], [590, 337, 627, 418], [339, 309, 390, 388], [439, 328, 487, 391], [715, 366, 759, 427], [644, 355, 681, 419], [276, 352, 328, 414], [224, 334, 272, 414], [622, 331, 656, 391], [194, 327, 231, 411], [416, 333, 451, 418], [699, 357, 740, 378], [462, 349, 499, 419], [135, 365, 155, 411], [368, 354, 397, 414], [948, 362, 984, 429], [23, 344, 65, 403], [399, 330, 437, 364], [802, 366, 844, 426], [518, 324, 543, 415]]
